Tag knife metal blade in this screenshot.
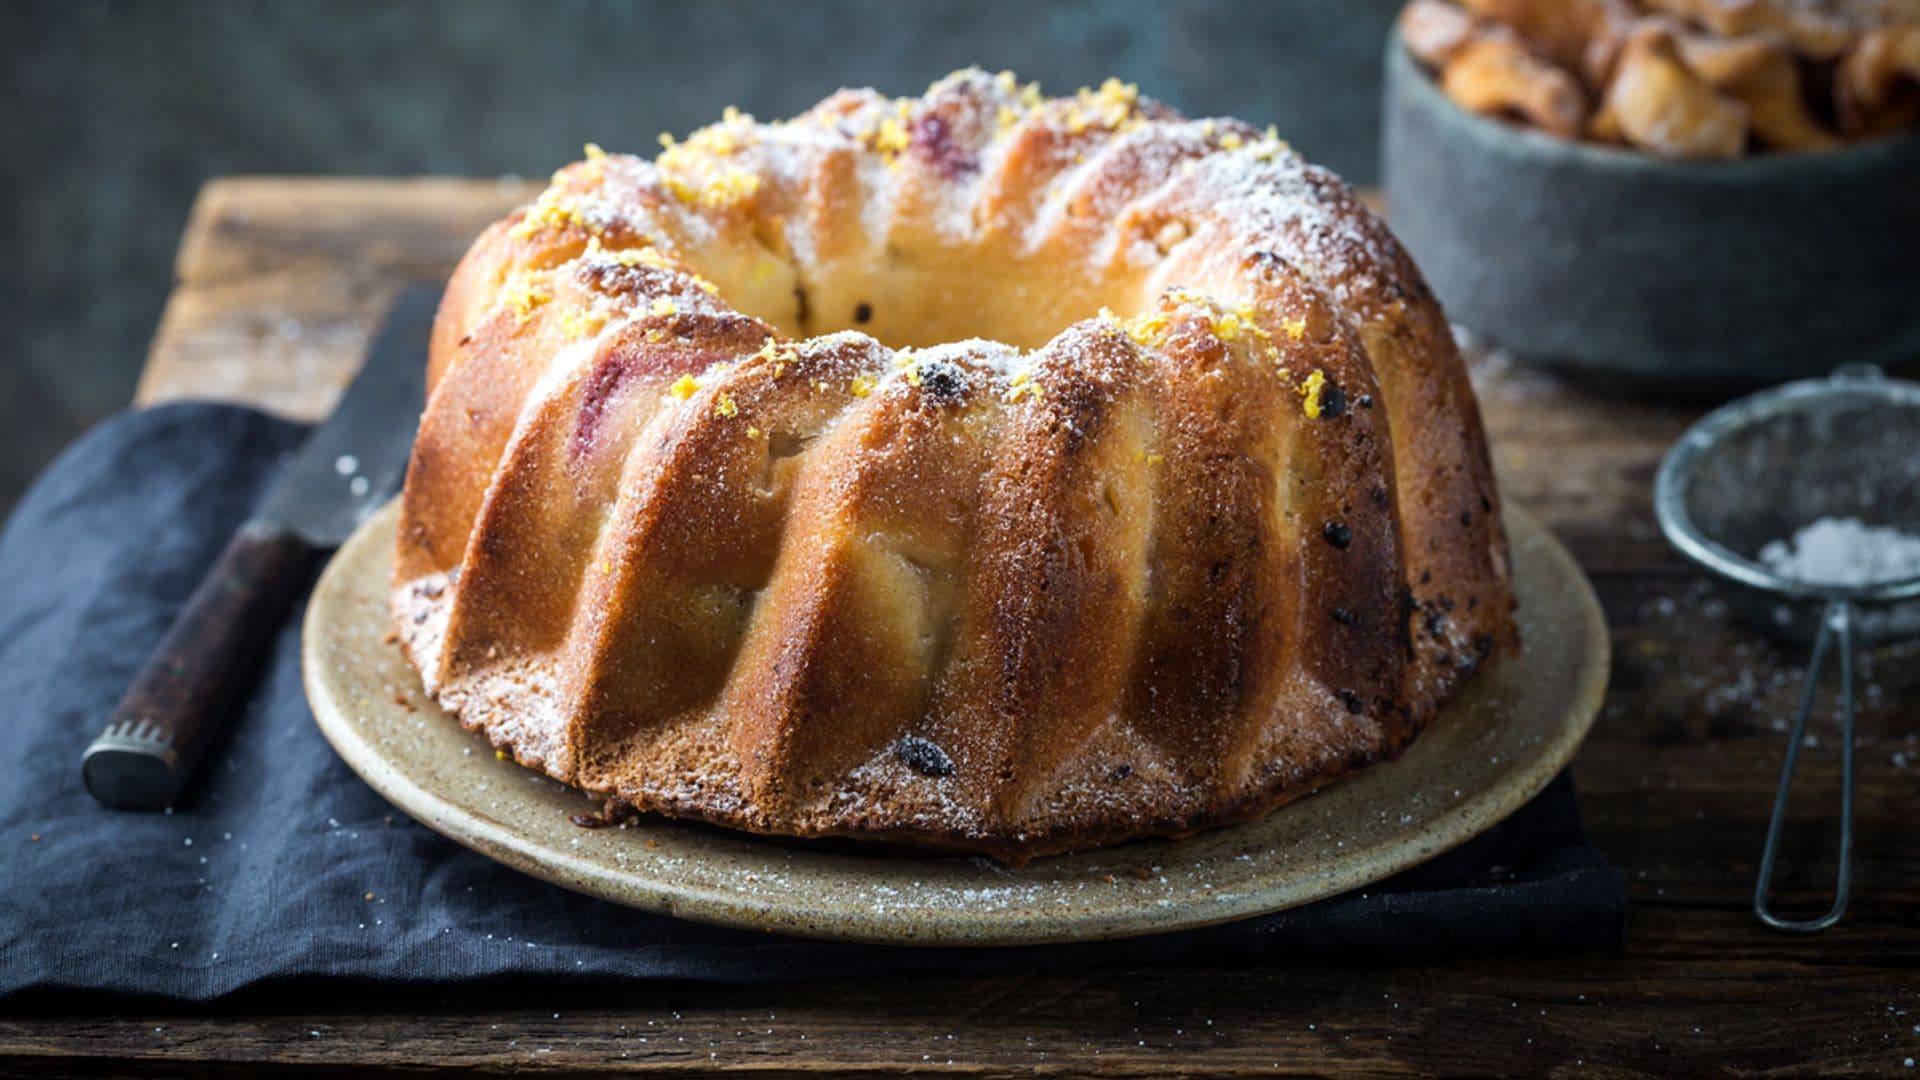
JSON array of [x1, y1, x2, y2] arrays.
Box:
[[256, 284, 434, 546], [82, 285, 438, 810]]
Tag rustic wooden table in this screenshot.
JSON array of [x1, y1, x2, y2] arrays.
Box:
[[4, 177, 1916, 1078]]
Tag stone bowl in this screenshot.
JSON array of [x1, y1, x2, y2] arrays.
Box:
[[1380, 29, 1920, 391]]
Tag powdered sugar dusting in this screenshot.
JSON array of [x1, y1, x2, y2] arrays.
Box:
[[1758, 516, 1920, 589]]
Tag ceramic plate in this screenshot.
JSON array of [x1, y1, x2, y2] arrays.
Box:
[[304, 500, 1607, 946]]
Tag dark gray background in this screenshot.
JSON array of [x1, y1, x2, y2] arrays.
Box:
[[0, 0, 1400, 516]]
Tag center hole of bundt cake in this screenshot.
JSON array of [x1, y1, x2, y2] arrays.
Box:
[[716, 240, 1150, 353]]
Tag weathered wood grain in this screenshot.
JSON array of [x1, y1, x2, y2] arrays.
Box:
[[13, 176, 1915, 1079]]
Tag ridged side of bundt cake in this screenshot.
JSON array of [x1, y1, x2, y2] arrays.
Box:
[[393, 69, 1516, 861]]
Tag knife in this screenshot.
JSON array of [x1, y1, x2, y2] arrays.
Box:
[[81, 285, 436, 810]]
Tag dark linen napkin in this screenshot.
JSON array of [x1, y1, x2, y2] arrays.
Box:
[[0, 403, 1625, 1001]]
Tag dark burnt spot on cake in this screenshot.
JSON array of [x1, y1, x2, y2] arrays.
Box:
[[1357, 393, 1374, 409], [1319, 384, 1347, 419], [1370, 484, 1390, 508], [853, 301, 873, 324], [1331, 607, 1357, 627], [1323, 521, 1352, 549], [920, 361, 965, 401], [792, 284, 811, 330], [1460, 507, 1473, 526], [1110, 763, 1134, 782], [1480, 493, 1493, 513], [909, 113, 977, 178], [1337, 688, 1365, 714], [896, 735, 955, 777]]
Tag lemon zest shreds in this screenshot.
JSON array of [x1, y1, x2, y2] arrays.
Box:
[[583, 142, 606, 160], [746, 425, 763, 439], [1209, 302, 1271, 344], [584, 236, 680, 273], [715, 169, 761, 206], [849, 374, 878, 398], [1071, 78, 1141, 133], [663, 167, 759, 208], [510, 187, 595, 240], [749, 337, 801, 377], [658, 115, 763, 208], [669, 374, 700, 400], [715, 394, 738, 418], [873, 115, 910, 158], [1004, 370, 1043, 404], [503, 273, 551, 321], [561, 307, 608, 339], [1282, 316, 1308, 341], [1123, 310, 1172, 347], [649, 297, 678, 318], [1299, 369, 1328, 418]]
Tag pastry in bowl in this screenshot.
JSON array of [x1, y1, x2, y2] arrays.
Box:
[[1400, 0, 1920, 156], [394, 70, 1516, 862]]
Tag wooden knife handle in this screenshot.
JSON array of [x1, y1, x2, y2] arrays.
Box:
[[82, 520, 313, 810]]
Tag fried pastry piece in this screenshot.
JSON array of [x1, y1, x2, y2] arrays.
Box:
[[1442, 28, 1592, 136], [1457, 0, 1640, 84], [1836, 22, 1920, 134], [1677, 30, 1841, 149], [1401, 0, 1480, 68], [1640, 0, 1857, 60], [1593, 24, 1752, 156]]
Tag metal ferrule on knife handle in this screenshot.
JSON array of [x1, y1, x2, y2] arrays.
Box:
[[82, 519, 312, 810]]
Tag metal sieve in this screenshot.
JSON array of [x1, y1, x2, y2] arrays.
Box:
[[1655, 364, 1920, 933]]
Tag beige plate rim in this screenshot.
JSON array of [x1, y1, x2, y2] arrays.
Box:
[[304, 499, 1609, 947]]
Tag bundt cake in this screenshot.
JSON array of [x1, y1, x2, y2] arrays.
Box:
[[393, 69, 1517, 862]]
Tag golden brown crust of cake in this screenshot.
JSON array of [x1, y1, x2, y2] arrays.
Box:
[[393, 70, 1517, 862]]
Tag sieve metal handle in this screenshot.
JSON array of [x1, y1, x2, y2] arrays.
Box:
[[1754, 599, 1855, 933]]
